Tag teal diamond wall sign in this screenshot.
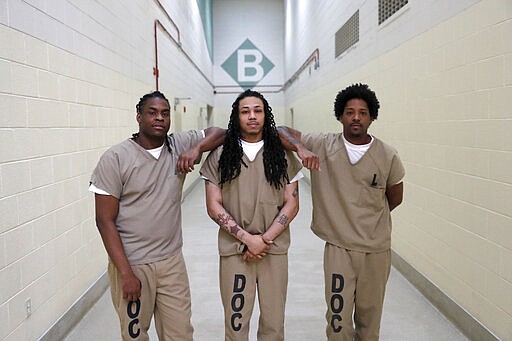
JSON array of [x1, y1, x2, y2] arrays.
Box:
[[221, 39, 274, 90]]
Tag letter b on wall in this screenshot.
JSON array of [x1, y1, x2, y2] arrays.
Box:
[[222, 39, 274, 90]]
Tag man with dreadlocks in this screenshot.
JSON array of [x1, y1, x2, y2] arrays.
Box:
[[278, 83, 405, 341], [200, 89, 303, 340], [89, 90, 224, 341]]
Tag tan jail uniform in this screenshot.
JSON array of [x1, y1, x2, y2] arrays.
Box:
[[200, 145, 302, 341], [90, 131, 203, 340], [301, 132, 405, 341]]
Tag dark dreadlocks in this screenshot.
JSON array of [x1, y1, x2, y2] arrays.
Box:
[[218, 90, 289, 190], [132, 90, 172, 152]]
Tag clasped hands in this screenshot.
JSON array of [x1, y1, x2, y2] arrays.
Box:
[[242, 234, 273, 262]]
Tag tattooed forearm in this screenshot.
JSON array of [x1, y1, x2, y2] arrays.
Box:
[[216, 213, 234, 226], [216, 213, 241, 236], [279, 127, 301, 146], [229, 225, 240, 236], [276, 214, 289, 226]]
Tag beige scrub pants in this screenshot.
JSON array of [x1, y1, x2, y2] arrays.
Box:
[[108, 251, 194, 341], [323, 243, 391, 341], [220, 254, 288, 341]]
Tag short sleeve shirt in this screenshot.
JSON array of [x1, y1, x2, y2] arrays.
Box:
[[200, 146, 302, 256], [90, 130, 203, 265], [301, 132, 405, 252]]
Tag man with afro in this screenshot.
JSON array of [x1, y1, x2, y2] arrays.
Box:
[[279, 83, 405, 340]]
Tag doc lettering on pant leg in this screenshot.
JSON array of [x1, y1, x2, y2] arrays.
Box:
[[330, 273, 344, 333], [230, 274, 246, 332], [126, 299, 141, 338]]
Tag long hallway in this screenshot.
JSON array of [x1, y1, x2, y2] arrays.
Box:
[[64, 181, 468, 340]]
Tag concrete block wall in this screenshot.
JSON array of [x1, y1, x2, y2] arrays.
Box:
[[2, 0, 510, 339], [283, 0, 511, 339], [0, 0, 213, 339]]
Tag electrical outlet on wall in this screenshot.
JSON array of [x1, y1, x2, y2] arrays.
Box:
[[25, 298, 31, 317]]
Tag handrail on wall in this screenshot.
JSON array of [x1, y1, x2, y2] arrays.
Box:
[[280, 48, 320, 92], [153, 0, 319, 94], [153, 0, 214, 90], [154, 0, 180, 41]]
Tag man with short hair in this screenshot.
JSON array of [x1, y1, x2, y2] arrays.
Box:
[[279, 83, 405, 341], [90, 90, 225, 340]]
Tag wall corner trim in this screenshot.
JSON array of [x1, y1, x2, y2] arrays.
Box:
[[391, 250, 499, 341], [38, 273, 109, 341]]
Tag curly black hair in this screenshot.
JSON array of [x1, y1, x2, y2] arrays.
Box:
[[132, 90, 172, 153], [334, 83, 380, 120], [218, 89, 289, 190]]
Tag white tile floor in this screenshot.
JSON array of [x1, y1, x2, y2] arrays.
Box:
[[64, 181, 468, 340]]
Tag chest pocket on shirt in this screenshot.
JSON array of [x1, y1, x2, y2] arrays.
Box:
[[162, 154, 185, 205], [166, 152, 186, 180], [358, 185, 386, 211], [258, 186, 282, 205]]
